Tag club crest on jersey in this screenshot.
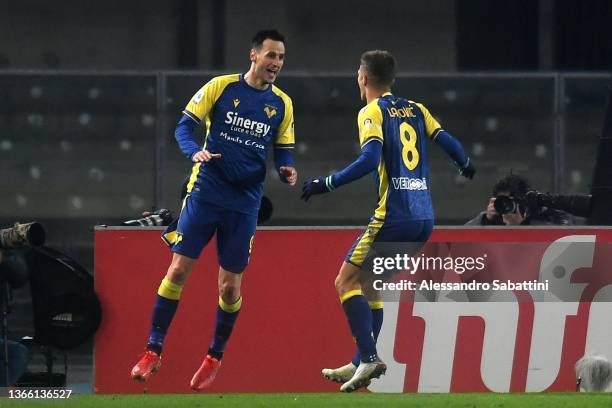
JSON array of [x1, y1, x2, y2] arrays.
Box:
[[264, 105, 277, 119], [233, 99, 240, 108]]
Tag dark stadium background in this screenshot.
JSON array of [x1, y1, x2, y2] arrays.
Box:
[[1, 0, 611, 393]]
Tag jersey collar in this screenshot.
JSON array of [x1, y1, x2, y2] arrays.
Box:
[[240, 73, 272, 93]]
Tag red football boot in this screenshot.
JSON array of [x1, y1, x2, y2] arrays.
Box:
[[190, 355, 221, 391], [131, 350, 162, 382]]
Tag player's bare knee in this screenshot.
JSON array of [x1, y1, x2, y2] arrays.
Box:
[[334, 274, 344, 293], [335, 274, 357, 296], [218, 267, 242, 303], [166, 264, 189, 286], [218, 281, 240, 303], [166, 257, 194, 285]]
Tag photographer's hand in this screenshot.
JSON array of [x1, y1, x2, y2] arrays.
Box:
[[502, 205, 524, 225], [486, 197, 498, 221]]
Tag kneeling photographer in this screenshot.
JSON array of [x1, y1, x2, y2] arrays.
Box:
[[466, 174, 590, 226]]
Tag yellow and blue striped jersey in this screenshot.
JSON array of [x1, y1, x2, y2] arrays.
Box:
[[358, 92, 440, 221], [183, 74, 294, 215]]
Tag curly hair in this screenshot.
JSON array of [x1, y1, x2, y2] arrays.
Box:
[[492, 174, 531, 199]]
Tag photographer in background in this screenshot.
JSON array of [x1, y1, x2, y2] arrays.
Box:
[[466, 174, 573, 226], [0, 225, 41, 386]]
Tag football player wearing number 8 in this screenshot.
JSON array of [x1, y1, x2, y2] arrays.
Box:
[[302, 50, 475, 392]]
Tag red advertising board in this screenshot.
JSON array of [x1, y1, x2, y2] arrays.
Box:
[[94, 227, 612, 393]]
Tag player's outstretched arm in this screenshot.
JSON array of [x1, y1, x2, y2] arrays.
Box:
[[433, 129, 476, 179], [301, 140, 382, 202], [274, 147, 297, 186]]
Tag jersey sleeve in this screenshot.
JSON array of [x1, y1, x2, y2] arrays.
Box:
[[274, 93, 295, 148], [357, 101, 384, 148], [415, 102, 442, 138], [183, 78, 224, 124]]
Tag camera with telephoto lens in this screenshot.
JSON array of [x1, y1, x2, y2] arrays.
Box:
[[0, 222, 46, 249], [494, 190, 592, 220], [525, 191, 592, 217], [123, 209, 173, 227], [493, 195, 523, 215]]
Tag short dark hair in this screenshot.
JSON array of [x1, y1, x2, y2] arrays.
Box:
[[360, 50, 396, 89], [493, 174, 531, 199], [252, 29, 285, 50]]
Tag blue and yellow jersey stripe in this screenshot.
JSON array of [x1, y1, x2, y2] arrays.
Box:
[[182, 74, 241, 195], [271, 85, 295, 149], [357, 100, 384, 147], [184, 74, 241, 128], [414, 102, 442, 139], [346, 217, 385, 266]]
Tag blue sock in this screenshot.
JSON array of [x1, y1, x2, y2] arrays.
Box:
[[352, 302, 384, 366], [147, 277, 183, 355], [208, 297, 242, 360], [341, 291, 378, 363]]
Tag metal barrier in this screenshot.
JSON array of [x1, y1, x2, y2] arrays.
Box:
[[0, 71, 609, 224]]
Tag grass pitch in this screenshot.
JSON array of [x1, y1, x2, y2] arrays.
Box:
[[2, 393, 612, 407]]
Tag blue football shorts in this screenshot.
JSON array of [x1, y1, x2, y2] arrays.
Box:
[[162, 195, 257, 273], [345, 217, 434, 267]]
